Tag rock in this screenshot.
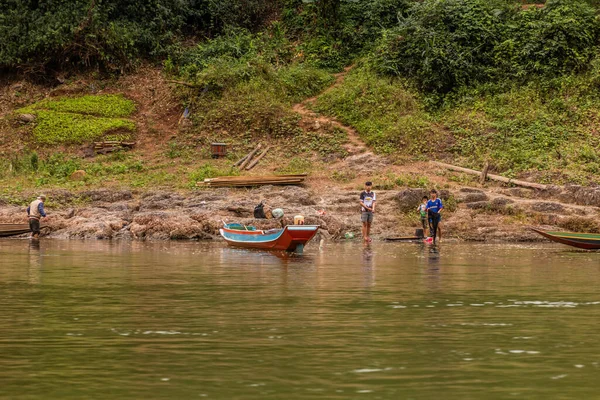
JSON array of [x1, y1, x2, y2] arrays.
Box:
[[396, 188, 427, 212], [530, 202, 565, 213], [466, 201, 489, 210], [69, 170, 87, 181], [344, 152, 388, 173], [81, 189, 133, 203], [558, 185, 600, 207], [141, 192, 184, 210], [457, 192, 488, 203], [459, 187, 484, 193], [18, 114, 36, 123], [491, 197, 514, 207]]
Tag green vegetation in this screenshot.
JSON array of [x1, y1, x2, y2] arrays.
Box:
[[372, 0, 599, 94], [190, 163, 239, 185], [4, 0, 600, 189], [31, 111, 135, 145], [21, 95, 136, 117], [18, 95, 136, 145], [314, 68, 441, 156]]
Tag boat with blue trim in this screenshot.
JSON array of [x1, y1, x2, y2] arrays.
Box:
[[220, 223, 319, 252], [531, 228, 600, 250]]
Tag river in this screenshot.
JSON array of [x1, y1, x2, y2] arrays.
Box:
[[1, 239, 599, 399]]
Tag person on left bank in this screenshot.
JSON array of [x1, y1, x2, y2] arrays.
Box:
[[27, 195, 47, 239]]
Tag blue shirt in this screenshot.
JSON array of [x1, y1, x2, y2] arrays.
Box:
[[426, 198, 443, 214]]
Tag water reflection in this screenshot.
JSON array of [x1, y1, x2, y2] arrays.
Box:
[[0, 240, 600, 399], [27, 239, 42, 284], [362, 244, 375, 287]]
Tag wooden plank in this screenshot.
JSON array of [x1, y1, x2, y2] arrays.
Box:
[[432, 161, 548, 190]]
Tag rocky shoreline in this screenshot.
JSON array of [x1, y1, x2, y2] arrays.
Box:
[[2, 183, 600, 242]]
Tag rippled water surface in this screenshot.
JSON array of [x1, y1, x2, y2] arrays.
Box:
[[1, 239, 600, 399]]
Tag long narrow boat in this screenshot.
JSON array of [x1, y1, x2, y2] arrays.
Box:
[[0, 224, 31, 237], [220, 223, 319, 252], [531, 228, 600, 250]]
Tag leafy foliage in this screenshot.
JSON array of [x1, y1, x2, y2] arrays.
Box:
[[372, 0, 599, 93], [496, 0, 599, 79], [31, 111, 135, 145], [18, 95, 136, 145], [21, 94, 135, 117], [371, 0, 515, 92], [0, 0, 282, 73]]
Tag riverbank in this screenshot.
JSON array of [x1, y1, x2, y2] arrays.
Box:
[[2, 177, 600, 242]]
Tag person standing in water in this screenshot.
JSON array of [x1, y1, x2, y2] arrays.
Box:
[[27, 195, 47, 239], [426, 189, 443, 244], [359, 181, 376, 243], [417, 195, 429, 237]]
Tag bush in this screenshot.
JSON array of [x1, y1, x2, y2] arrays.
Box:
[[371, 0, 599, 94], [496, 0, 599, 80], [0, 0, 283, 74]]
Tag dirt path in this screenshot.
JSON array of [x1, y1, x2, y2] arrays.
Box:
[[292, 65, 367, 156]]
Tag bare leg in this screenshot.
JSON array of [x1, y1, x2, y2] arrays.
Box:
[[362, 222, 367, 242], [366, 222, 372, 242]]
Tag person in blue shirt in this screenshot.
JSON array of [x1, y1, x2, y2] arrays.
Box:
[[426, 189, 443, 244], [26, 195, 47, 238]]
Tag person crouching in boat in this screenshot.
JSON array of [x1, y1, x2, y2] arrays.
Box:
[[426, 189, 443, 244], [27, 195, 47, 239]]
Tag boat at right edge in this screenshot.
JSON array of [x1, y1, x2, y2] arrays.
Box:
[[531, 228, 600, 250]]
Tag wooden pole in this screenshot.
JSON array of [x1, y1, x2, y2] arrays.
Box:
[[479, 161, 490, 185], [246, 146, 271, 170], [238, 144, 262, 170], [432, 161, 548, 190]]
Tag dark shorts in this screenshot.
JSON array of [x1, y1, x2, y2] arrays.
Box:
[[361, 212, 373, 223], [29, 218, 40, 234], [421, 217, 427, 230]]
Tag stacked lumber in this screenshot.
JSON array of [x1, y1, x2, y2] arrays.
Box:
[[94, 141, 135, 154], [197, 174, 307, 187]]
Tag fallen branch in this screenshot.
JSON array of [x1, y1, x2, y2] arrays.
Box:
[[238, 144, 262, 170], [432, 161, 548, 190], [246, 146, 271, 170]]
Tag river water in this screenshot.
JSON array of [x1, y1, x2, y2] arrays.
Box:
[[1, 239, 599, 399]]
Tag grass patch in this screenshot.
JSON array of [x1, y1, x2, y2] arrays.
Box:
[[17, 94, 137, 145], [276, 157, 314, 175], [32, 111, 135, 145], [313, 67, 446, 156], [190, 163, 239, 186], [20, 94, 136, 117]]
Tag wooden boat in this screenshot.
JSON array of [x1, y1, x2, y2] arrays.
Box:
[[0, 224, 31, 237], [220, 223, 319, 252], [531, 228, 600, 250]]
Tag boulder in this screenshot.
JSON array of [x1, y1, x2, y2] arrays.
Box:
[[530, 202, 565, 213], [69, 170, 87, 181], [396, 188, 427, 212], [18, 114, 36, 123]]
